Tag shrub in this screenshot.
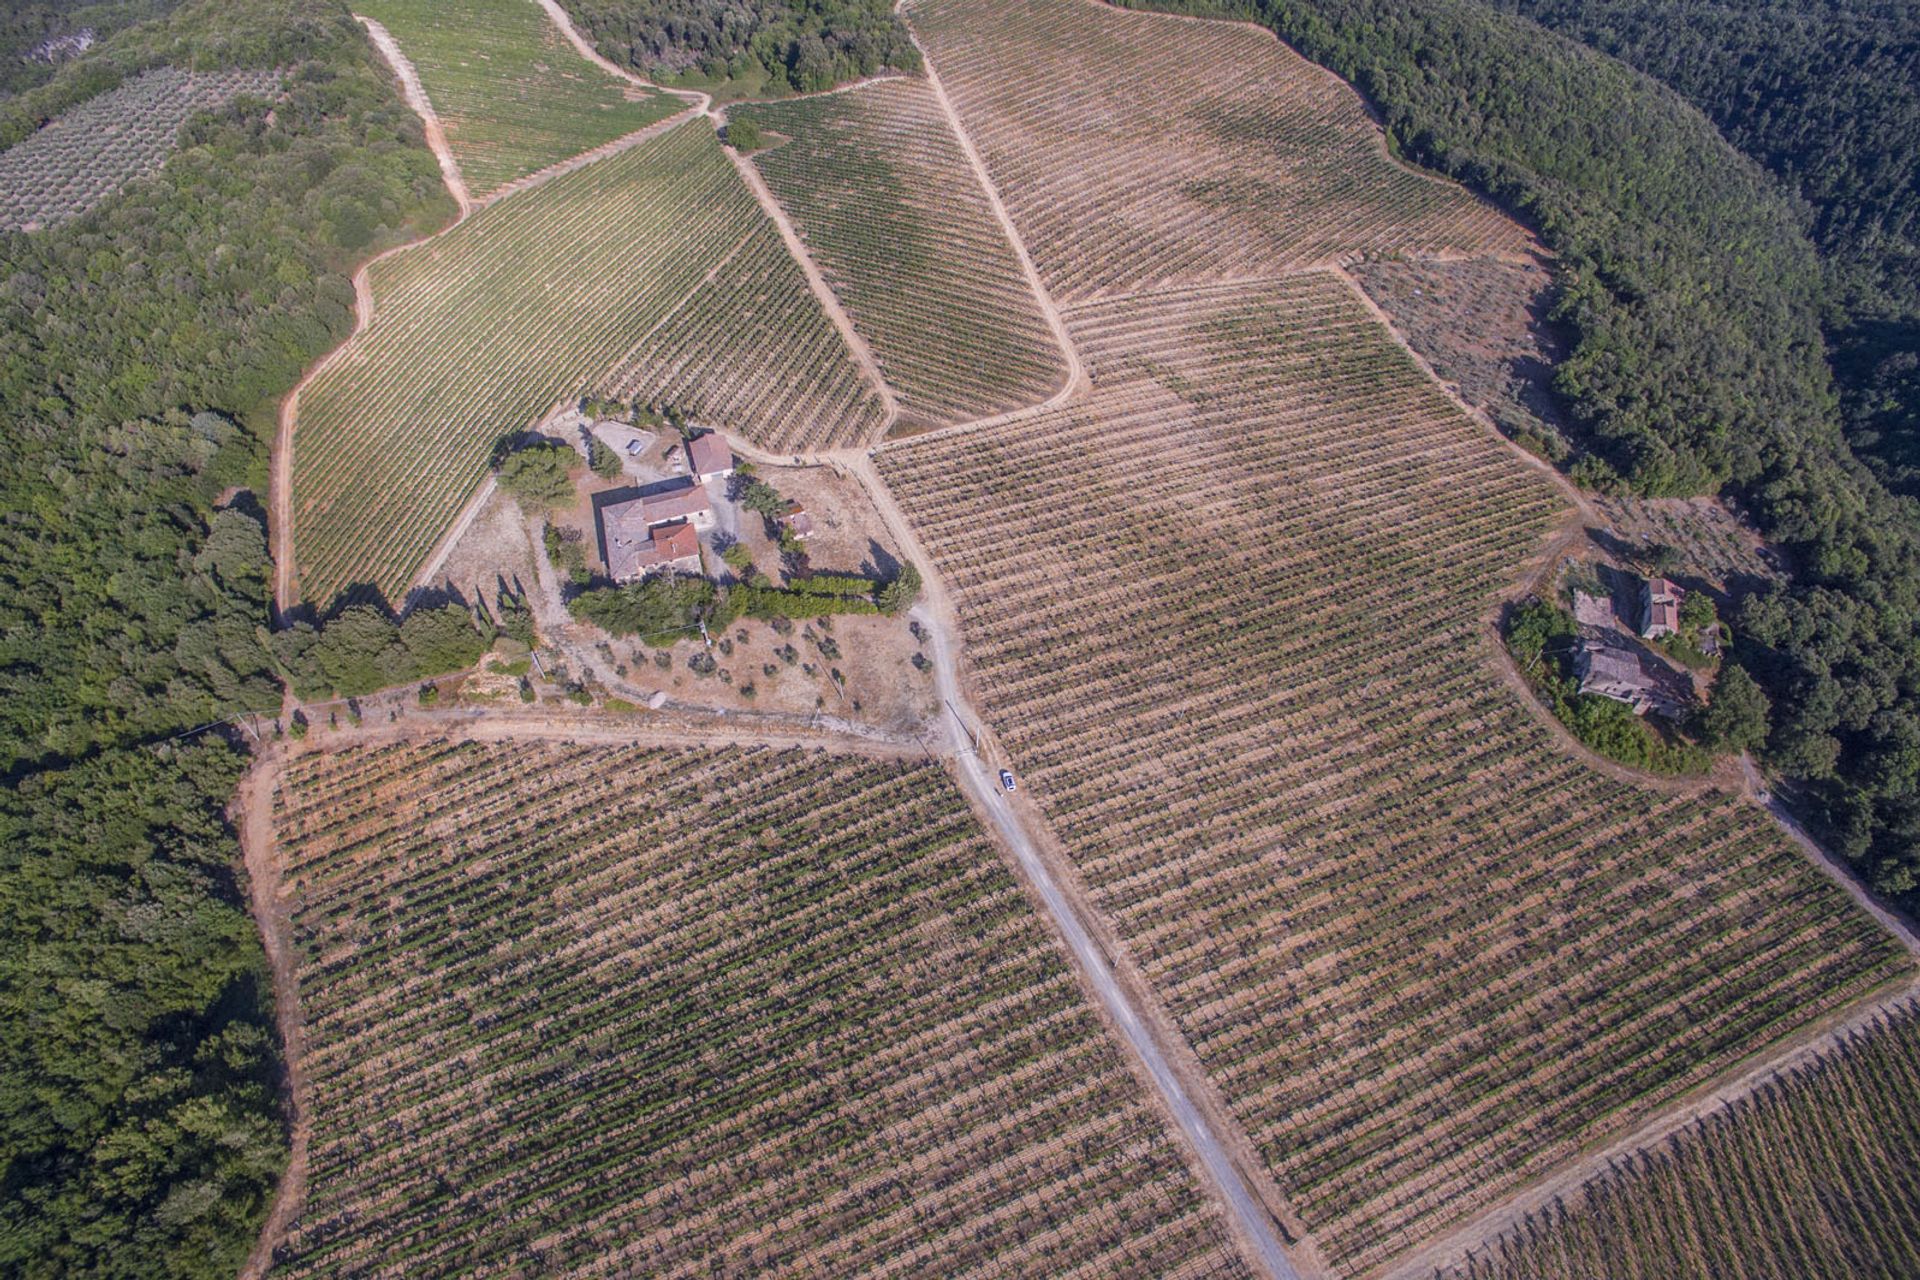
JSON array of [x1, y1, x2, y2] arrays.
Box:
[[725, 117, 762, 151], [497, 441, 578, 510], [588, 435, 623, 479]]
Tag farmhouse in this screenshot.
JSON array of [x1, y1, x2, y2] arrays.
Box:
[[637, 480, 715, 530], [1575, 642, 1657, 714], [604, 514, 702, 581], [1642, 576, 1681, 639], [687, 431, 734, 481]]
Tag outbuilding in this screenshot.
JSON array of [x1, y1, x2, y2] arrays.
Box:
[[687, 432, 734, 482]]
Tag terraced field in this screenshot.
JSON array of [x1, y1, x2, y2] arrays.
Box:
[[735, 78, 1067, 425], [1443, 1000, 1920, 1280], [596, 220, 889, 448], [876, 273, 1912, 1274], [0, 67, 282, 231], [290, 121, 879, 605], [270, 739, 1254, 1279], [354, 0, 677, 196], [904, 0, 1530, 301]]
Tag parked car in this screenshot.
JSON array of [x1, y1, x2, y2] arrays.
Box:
[[999, 769, 1016, 793]]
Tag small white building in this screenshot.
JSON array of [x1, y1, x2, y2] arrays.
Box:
[[687, 432, 734, 482]]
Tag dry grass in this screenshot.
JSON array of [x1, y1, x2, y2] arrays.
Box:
[[1442, 1001, 1920, 1280]]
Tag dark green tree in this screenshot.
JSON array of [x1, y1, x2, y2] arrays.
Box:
[[1703, 663, 1773, 753], [496, 441, 579, 510]]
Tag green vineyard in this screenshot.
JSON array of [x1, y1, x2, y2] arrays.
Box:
[[596, 220, 889, 448], [290, 120, 877, 605], [354, 0, 677, 197], [876, 272, 1913, 1274], [903, 0, 1531, 301], [1445, 1000, 1920, 1280], [736, 78, 1067, 425], [270, 740, 1254, 1278]]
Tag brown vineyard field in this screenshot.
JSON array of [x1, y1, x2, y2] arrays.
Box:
[[1442, 1000, 1920, 1280], [735, 77, 1068, 425], [875, 271, 1912, 1274], [268, 739, 1254, 1278], [903, 0, 1531, 302]]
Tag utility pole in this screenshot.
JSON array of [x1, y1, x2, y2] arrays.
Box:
[[944, 699, 978, 753]]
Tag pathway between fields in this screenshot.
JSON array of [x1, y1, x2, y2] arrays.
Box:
[[841, 452, 1306, 1280], [272, 9, 705, 615]]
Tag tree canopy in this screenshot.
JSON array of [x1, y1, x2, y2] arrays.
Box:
[[0, 0, 451, 1270], [495, 440, 580, 511], [558, 0, 918, 94]]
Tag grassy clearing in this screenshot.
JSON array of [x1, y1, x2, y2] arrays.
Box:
[[271, 739, 1254, 1278], [735, 78, 1066, 425], [903, 0, 1530, 301], [290, 121, 877, 606], [876, 272, 1911, 1274], [355, 0, 678, 196], [1444, 1000, 1920, 1280]]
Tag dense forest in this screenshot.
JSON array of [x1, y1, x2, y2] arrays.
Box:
[[558, 0, 918, 94], [1493, 0, 1920, 496], [0, 0, 452, 1272], [0, 0, 179, 98], [1124, 0, 1920, 907]]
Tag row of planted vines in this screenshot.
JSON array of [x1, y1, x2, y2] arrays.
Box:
[[353, 0, 678, 197], [595, 220, 889, 448], [874, 273, 1912, 1275], [0, 67, 283, 231], [290, 121, 877, 606], [735, 77, 1067, 426], [901, 0, 1530, 303], [269, 739, 1255, 1278], [1443, 1000, 1920, 1280]]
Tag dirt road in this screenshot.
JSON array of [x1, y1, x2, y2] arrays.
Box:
[[839, 453, 1301, 1280], [358, 16, 471, 215], [905, 20, 1087, 408], [233, 755, 308, 1280], [723, 142, 902, 429]]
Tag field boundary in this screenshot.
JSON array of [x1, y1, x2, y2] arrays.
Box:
[[1375, 972, 1920, 1280], [272, 10, 703, 613], [357, 15, 472, 215], [901, 4, 1087, 411]]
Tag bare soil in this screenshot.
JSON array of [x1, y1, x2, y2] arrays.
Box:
[[1348, 254, 1571, 460]]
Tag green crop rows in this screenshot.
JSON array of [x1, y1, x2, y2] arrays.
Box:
[[271, 739, 1255, 1279], [355, 0, 678, 197], [0, 68, 282, 231], [290, 120, 876, 606], [876, 272, 1913, 1274], [598, 220, 888, 447], [737, 78, 1066, 425], [1446, 1000, 1920, 1279], [904, 0, 1530, 301]]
